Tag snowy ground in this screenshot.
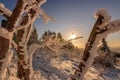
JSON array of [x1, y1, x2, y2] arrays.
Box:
[[32, 50, 120, 80], [7, 48, 120, 80]]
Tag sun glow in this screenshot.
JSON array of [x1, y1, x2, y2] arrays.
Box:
[[69, 33, 76, 39]]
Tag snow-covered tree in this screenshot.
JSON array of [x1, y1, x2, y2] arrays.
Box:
[[94, 38, 115, 68], [57, 32, 64, 42], [71, 8, 120, 80], [0, 0, 54, 80], [0, 0, 25, 79], [28, 27, 39, 45], [42, 30, 57, 44]]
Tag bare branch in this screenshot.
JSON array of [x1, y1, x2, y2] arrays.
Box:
[[39, 8, 55, 24], [66, 36, 83, 42]]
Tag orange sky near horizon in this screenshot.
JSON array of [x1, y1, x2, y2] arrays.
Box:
[[66, 31, 120, 48]]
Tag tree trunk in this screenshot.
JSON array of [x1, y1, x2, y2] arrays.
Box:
[[71, 15, 104, 80], [16, 0, 48, 79], [0, 36, 10, 70], [17, 9, 37, 80], [0, 0, 25, 79], [17, 28, 30, 80], [94, 38, 115, 68], [6, 0, 25, 32]]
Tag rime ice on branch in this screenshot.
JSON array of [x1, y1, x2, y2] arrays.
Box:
[[71, 8, 120, 80], [0, 3, 12, 18], [94, 8, 111, 24], [0, 0, 54, 80]]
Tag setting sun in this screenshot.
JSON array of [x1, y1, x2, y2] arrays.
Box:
[[69, 33, 76, 39]]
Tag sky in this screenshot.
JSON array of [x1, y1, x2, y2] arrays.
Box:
[[0, 0, 120, 48]]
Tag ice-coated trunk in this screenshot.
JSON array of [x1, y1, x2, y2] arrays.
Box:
[[0, 41, 13, 80], [0, 36, 11, 80], [16, 0, 48, 79], [71, 15, 104, 80], [6, 0, 26, 32], [0, 0, 26, 79], [16, 9, 37, 80], [17, 28, 30, 80], [0, 37, 10, 70]]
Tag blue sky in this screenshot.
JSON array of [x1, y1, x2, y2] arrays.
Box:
[[0, 0, 120, 48]]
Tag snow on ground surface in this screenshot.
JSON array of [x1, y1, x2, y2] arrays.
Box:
[[7, 48, 120, 80], [32, 54, 74, 80], [85, 66, 120, 80], [31, 49, 120, 80]]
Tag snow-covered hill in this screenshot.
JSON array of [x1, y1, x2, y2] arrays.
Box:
[[32, 49, 120, 80]]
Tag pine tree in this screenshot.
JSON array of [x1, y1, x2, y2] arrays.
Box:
[[100, 38, 109, 51], [57, 32, 64, 42], [94, 38, 115, 68], [28, 27, 38, 45]]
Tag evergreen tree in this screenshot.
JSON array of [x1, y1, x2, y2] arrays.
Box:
[[100, 38, 109, 52], [57, 32, 64, 42], [57, 32, 62, 39], [28, 27, 38, 45], [94, 38, 115, 68]]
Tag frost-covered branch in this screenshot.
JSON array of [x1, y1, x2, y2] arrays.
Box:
[[72, 19, 120, 80], [6, 0, 27, 31], [0, 0, 30, 79], [83, 19, 120, 78], [39, 8, 55, 24], [28, 44, 44, 55], [0, 0, 53, 80], [0, 3, 12, 19], [0, 50, 13, 80], [13, 13, 33, 32], [71, 12, 104, 80], [0, 27, 13, 39], [26, 25, 33, 43], [98, 19, 120, 37], [16, 0, 55, 80], [94, 8, 111, 24], [0, 0, 27, 79], [25, 1, 55, 24], [27, 43, 44, 78], [11, 40, 17, 49]]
